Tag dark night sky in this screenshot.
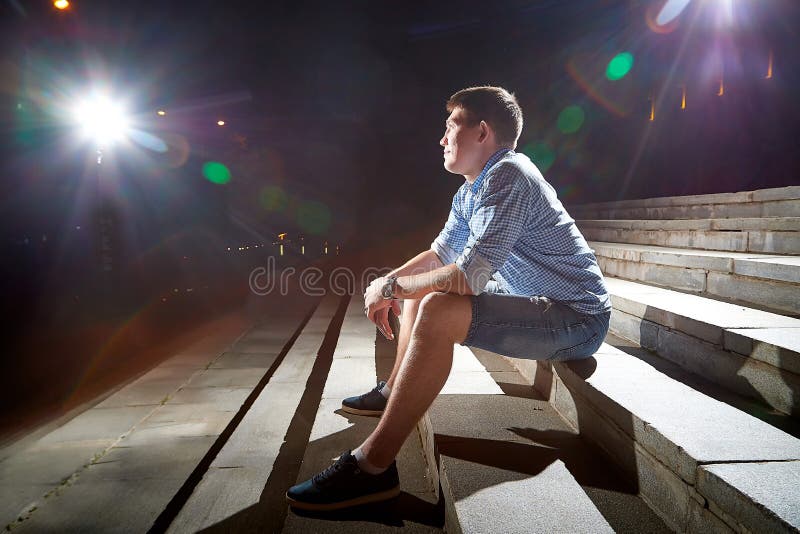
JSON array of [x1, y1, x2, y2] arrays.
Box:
[[2, 0, 799, 252]]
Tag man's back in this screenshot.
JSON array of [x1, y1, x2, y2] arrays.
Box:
[[434, 150, 610, 315]]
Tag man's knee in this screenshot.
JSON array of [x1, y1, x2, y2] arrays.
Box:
[[416, 292, 471, 342]]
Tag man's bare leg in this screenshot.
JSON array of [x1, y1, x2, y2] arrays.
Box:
[[385, 298, 421, 389], [359, 292, 472, 468]]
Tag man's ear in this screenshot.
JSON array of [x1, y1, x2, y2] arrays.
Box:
[[478, 120, 490, 142]]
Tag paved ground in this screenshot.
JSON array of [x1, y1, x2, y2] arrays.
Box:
[[1, 288, 320, 531]]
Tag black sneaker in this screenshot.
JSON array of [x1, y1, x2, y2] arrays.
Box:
[[341, 381, 387, 416], [286, 450, 400, 511]]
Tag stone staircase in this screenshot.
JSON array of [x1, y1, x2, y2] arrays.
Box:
[[558, 185, 800, 531], [1, 185, 798, 533]]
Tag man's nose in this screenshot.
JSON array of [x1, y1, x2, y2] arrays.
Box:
[[439, 134, 447, 147]]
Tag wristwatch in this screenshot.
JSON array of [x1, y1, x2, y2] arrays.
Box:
[[381, 275, 398, 300]]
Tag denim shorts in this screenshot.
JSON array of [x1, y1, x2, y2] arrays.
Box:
[[461, 291, 610, 362]]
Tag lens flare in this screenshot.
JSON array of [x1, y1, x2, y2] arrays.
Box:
[[159, 132, 191, 168], [656, 0, 692, 25], [297, 200, 331, 235], [557, 105, 585, 134], [605, 52, 634, 81], [522, 141, 556, 173], [202, 161, 231, 184], [259, 185, 288, 212], [566, 59, 628, 117], [128, 129, 168, 153]]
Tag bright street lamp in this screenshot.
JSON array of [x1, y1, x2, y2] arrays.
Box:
[[72, 94, 130, 149]]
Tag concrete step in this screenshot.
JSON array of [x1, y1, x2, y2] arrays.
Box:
[[417, 345, 669, 533], [605, 333, 800, 440], [282, 298, 442, 533], [577, 220, 800, 255], [605, 277, 800, 415], [589, 241, 800, 315], [508, 343, 800, 533], [1, 295, 319, 532], [569, 186, 800, 220], [165, 293, 341, 532]]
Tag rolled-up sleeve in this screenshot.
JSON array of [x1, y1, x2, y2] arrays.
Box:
[[431, 191, 469, 265], [455, 170, 531, 294]]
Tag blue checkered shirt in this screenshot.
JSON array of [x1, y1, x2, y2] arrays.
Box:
[[432, 149, 611, 315]]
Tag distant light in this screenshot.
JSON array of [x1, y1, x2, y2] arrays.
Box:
[[557, 105, 585, 134], [54, 0, 70, 10], [656, 0, 691, 26], [718, 78, 725, 96], [73, 94, 130, 146], [157, 110, 166, 116], [606, 52, 634, 81], [217, 120, 225, 126], [766, 50, 773, 79], [681, 86, 687, 110], [649, 97, 655, 121]]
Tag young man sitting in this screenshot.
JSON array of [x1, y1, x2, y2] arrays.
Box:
[[286, 86, 611, 511]]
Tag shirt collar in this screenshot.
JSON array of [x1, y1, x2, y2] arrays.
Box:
[[470, 148, 511, 193]]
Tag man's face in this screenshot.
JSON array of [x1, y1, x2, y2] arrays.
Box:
[[440, 107, 484, 176]]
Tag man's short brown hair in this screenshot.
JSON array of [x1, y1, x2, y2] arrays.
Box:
[[446, 86, 523, 148]]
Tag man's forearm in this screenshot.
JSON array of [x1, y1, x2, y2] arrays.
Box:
[[395, 263, 474, 300], [388, 249, 444, 278]]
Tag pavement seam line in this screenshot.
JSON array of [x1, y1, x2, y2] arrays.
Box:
[[148, 295, 328, 533], [4, 319, 260, 531]]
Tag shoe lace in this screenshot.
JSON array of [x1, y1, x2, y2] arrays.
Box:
[[355, 383, 383, 401], [312, 455, 358, 487]]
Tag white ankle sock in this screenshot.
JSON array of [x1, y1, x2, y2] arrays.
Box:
[[380, 383, 391, 399], [353, 447, 387, 475]]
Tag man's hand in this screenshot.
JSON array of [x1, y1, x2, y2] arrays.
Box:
[[364, 276, 402, 341]]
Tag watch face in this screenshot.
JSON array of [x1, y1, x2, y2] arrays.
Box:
[[381, 283, 392, 299]]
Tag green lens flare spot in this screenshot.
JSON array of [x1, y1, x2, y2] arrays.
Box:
[[558, 184, 579, 200], [296, 200, 331, 235], [557, 105, 585, 134], [522, 141, 556, 173], [202, 161, 231, 184], [259, 186, 289, 212], [606, 52, 634, 81]]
